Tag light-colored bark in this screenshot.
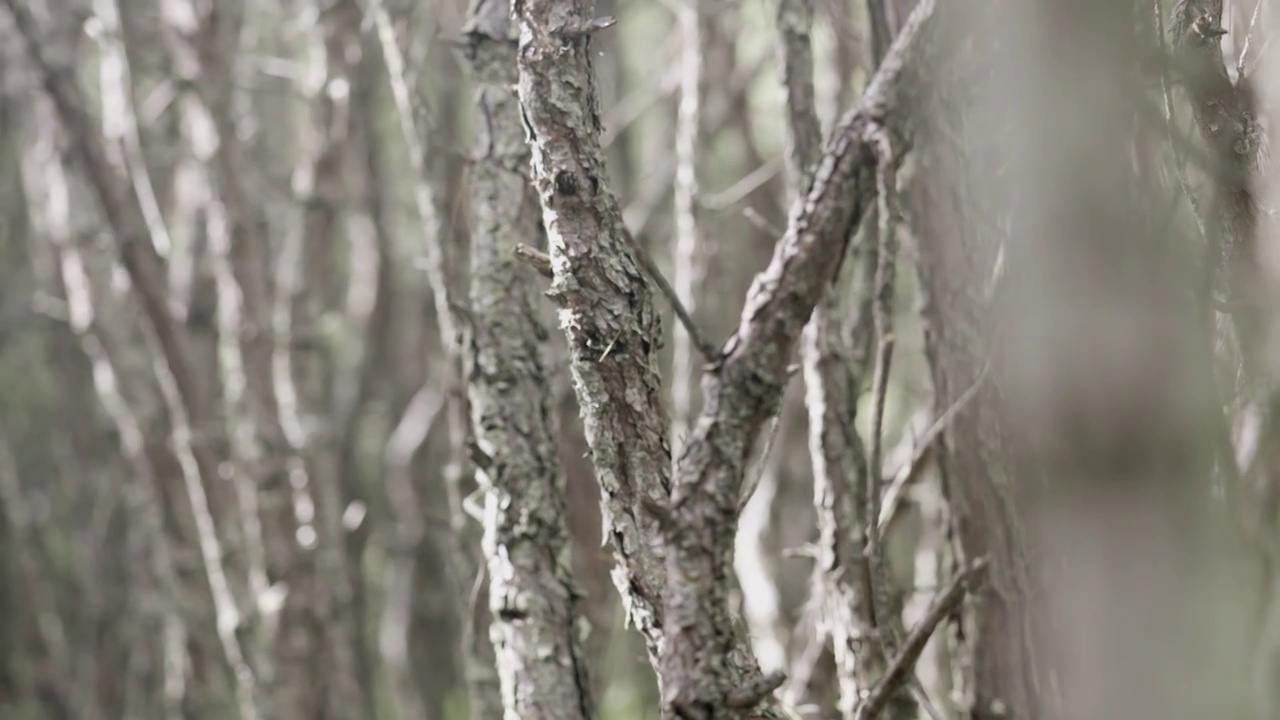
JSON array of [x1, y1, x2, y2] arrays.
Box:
[[670, 0, 723, 445], [3, 6, 264, 716]]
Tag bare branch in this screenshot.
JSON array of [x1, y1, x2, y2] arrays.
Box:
[[864, 128, 899, 570], [663, 1, 937, 715], [514, 243, 554, 279], [878, 366, 988, 532], [853, 560, 989, 720], [670, 0, 718, 441], [462, 0, 596, 714]]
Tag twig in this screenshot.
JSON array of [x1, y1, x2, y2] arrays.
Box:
[[742, 206, 785, 236], [513, 243, 553, 279], [878, 365, 989, 532], [725, 671, 788, 709], [1237, 0, 1264, 79], [523, 231, 717, 363], [701, 156, 784, 210], [853, 559, 989, 720], [739, 408, 785, 512], [621, 228, 720, 362]]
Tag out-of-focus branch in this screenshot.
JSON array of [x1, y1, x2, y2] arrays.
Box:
[[853, 560, 988, 720], [3, 6, 263, 717], [367, 0, 499, 715], [776, 0, 822, 197], [669, 0, 720, 443], [1170, 0, 1264, 342]]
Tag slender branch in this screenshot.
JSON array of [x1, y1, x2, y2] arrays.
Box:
[[669, 0, 716, 442], [640, 248, 720, 365], [517, 234, 717, 364], [865, 130, 899, 564], [514, 243, 553, 279], [1237, 0, 1263, 79], [853, 560, 989, 720], [878, 366, 988, 532]]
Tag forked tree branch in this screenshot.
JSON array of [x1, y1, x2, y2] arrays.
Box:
[[663, 0, 938, 716]]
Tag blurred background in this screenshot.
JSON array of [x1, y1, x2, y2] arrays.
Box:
[[2, 0, 1279, 718]]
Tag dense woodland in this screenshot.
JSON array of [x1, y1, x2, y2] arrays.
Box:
[[1, 0, 1278, 718]]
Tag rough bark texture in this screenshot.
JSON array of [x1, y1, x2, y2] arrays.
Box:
[[513, 0, 673, 672], [462, 0, 596, 718]]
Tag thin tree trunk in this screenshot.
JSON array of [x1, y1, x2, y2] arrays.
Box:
[[461, 1, 597, 716]]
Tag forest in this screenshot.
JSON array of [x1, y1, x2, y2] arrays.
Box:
[[0, 0, 1276, 718]]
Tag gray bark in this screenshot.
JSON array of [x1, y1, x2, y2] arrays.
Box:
[[515, 0, 938, 713], [461, 0, 596, 717], [513, 0, 674, 674]]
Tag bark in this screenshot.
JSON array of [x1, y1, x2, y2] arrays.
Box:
[[461, 1, 596, 719], [513, 0, 674, 672], [780, 0, 911, 715], [515, 0, 937, 713], [661, 6, 937, 716]]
